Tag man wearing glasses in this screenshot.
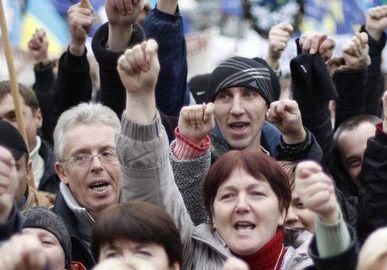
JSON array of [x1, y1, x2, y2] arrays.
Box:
[[53, 102, 121, 270]]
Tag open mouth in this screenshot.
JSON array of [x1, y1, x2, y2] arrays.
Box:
[[234, 222, 256, 231], [89, 181, 110, 192], [229, 122, 249, 130]]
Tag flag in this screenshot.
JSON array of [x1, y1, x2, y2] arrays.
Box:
[[17, 0, 70, 55]]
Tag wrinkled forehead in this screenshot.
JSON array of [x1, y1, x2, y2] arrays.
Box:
[[63, 123, 117, 152]]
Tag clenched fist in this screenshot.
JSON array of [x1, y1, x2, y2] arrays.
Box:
[[295, 161, 340, 224], [178, 103, 215, 144]]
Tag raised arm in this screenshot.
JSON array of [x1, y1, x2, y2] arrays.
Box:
[[332, 32, 370, 129], [91, 0, 145, 117], [143, 0, 189, 117], [171, 103, 214, 225], [116, 40, 196, 255], [295, 161, 357, 270], [266, 99, 323, 162], [291, 32, 336, 159], [357, 91, 387, 243], [363, 5, 387, 116], [49, 2, 93, 134], [265, 22, 293, 72], [28, 29, 54, 143]]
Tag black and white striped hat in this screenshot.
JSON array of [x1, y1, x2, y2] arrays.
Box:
[[208, 56, 280, 104]]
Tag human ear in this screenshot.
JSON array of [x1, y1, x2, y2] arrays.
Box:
[[55, 162, 69, 184]]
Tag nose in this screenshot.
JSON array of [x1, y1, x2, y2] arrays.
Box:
[[284, 205, 299, 227], [235, 194, 250, 214], [230, 95, 244, 116], [90, 154, 103, 171]]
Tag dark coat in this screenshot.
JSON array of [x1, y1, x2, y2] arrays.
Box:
[[53, 192, 95, 269], [38, 139, 60, 194], [357, 123, 387, 244]]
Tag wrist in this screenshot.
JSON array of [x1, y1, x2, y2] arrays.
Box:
[[365, 25, 382, 41], [107, 24, 133, 52], [282, 128, 307, 144], [125, 94, 156, 125], [69, 42, 86, 56], [319, 207, 340, 225], [266, 51, 280, 70]]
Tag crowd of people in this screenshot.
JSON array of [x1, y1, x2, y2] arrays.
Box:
[[0, 0, 387, 269]]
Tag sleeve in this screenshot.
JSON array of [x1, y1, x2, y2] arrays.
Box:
[[170, 140, 211, 225], [309, 225, 358, 270], [315, 213, 351, 258], [117, 112, 196, 259], [333, 69, 368, 130], [143, 7, 189, 117], [49, 48, 92, 134], [276, 129, 324, 163], [360, 25, 386, 116], [0, 204, 21, 242], [357, 122, 387, 243], [32, 62, 56, 143]]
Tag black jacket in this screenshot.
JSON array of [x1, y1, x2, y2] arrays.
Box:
[[53, 191, 95, 269], [357, 123, 387, 243], [38, 139, 60, 194]]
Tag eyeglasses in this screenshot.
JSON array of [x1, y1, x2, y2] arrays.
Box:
[[63, 151, 118, 167]]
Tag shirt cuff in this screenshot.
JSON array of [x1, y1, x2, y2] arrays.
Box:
[[173, 128, 210, 160], [315, 212, 351, 258]]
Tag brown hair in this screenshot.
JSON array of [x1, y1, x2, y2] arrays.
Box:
[[91, 201, 182, 266], [0, 81, 40, 111], [278, 161, 296, 191], [203, 149, 291, 220]]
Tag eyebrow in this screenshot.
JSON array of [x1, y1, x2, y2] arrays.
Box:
[[219, 183, 265, 192]]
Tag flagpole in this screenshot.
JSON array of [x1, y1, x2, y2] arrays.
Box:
[[0, 0, 35, 188]]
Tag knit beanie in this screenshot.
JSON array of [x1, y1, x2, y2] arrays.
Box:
[[21, 208, 72, 268], [207, 56, 280, 104]]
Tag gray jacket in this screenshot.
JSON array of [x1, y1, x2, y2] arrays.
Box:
[[117, 113, 313, 270]]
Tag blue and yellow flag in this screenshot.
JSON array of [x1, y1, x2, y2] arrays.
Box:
[[7, 0, 70, 55]]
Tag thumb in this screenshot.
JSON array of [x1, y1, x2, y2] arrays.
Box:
[[145, 39, 159, 67], [203, 103, 215, 123]]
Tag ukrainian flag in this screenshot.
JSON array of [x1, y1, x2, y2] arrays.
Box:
[[17, 0, 70, 55]]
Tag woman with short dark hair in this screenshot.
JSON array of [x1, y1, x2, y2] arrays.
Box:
[[91, 201, 182, 270]]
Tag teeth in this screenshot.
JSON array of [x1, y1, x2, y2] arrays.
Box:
[[235, 224, 255, 230], [90, 182, 109, 192], [92, 185, 107, 192]]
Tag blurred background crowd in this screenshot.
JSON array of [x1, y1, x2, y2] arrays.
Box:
[[1, 0, 387, 84]]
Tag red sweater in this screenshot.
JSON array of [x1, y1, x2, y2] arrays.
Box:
[[236, 229, 286, 270]]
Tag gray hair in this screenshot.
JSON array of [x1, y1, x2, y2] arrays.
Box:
[[54, 102, 121, 161]]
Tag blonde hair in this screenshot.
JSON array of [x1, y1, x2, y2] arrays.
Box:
[[357, 227, 387, 270]]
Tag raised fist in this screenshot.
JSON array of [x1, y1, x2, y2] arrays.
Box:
[[178, 103, 215, 144], [117, 39, 160, 96], [267, 22, 294, 69], [299, 32, 335, 61], [295, 161, 340, 224], [105, 0, 144, 27], [68, 1, 94, 55], [267, 99, 306, 144], [366, 5, 387, 41], [27, 29, 48, 62]]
